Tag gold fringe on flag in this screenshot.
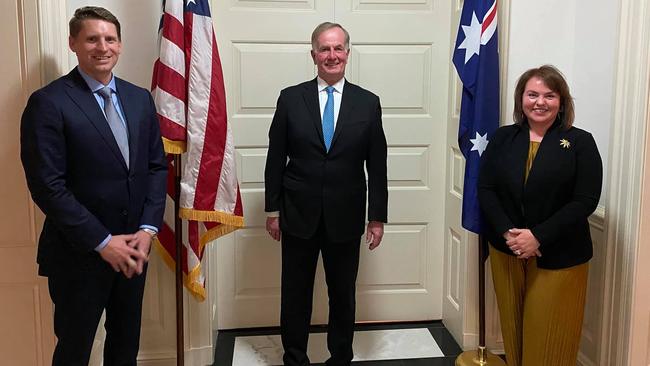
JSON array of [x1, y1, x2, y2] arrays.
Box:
[[162, 137, 187, 155], [179, 208, 244, 226], [153, 238, 207, 301]]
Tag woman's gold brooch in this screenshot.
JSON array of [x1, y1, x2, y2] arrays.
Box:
[[560, 139, 571, 149]]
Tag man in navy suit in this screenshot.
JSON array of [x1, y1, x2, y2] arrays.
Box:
[[264, 22, 388, 366], [20, 6, 167, 366]]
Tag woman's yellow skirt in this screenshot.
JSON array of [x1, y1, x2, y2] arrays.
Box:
[[489, 245, 589, 366]]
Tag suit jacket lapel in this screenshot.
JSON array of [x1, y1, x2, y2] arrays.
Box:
[[331, 79, 355, 150], [115, 77, 139, 172], [64, 69, 128, 170], [302, 78, 325, 150], [510, 125, 529, 202]]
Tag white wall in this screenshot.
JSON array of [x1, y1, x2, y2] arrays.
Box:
[[505, 0, 620, 204]]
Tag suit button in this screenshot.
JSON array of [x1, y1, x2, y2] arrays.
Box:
[[121, 210, 128, 216]]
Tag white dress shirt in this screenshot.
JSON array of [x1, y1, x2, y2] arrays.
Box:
[[317, 77, 345, 128]]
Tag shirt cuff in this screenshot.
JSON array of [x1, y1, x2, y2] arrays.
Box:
[[139, 225, 159, 233], [267, 211, 280, 218], [95, 234, 111, 252]]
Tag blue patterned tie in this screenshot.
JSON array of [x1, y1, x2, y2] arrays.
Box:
[[322, 86, 335, 152], [98, 86, 129, 168]]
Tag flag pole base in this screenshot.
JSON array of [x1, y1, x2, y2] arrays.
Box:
[[455, 346, 506, 366]]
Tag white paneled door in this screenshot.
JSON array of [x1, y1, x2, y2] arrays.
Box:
[[213, 0, 453, 328]]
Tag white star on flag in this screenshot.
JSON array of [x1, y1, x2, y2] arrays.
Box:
[[457, 12, 482, 64], [470, 131, 489, 156]]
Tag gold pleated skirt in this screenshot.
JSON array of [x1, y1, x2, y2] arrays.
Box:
[[489, 245, 589, 366]]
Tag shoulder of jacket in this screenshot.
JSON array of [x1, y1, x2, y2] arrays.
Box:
[[564, 125, 592, 137], [28, 77, 68, 104], [346, 82, 378, 99], [281, 80, 314, 94], [493, 123, 519, 139], [342, 84, 380, 109]]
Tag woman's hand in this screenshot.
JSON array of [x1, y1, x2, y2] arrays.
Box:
[[505, 228, 542, 259]]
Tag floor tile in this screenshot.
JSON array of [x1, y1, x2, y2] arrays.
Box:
[[214, 321, 463, 366], [232, 328, 443, 365]]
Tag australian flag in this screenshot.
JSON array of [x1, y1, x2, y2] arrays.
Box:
[[453, 0, 500, 234]]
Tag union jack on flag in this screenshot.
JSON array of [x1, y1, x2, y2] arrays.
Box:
[[151, 0, 244, 300], [452, 0, 500, 234]]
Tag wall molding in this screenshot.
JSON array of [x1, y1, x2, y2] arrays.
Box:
[[600, 0, 650, 364], [498, 0, 511, 123], [36, 0, 68, 83]]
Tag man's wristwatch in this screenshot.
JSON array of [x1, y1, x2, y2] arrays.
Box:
[[141, 228, 157, 238]]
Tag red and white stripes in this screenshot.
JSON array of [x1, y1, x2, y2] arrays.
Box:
[[151, 0, 243, 300], [480, 0, 498, 45]]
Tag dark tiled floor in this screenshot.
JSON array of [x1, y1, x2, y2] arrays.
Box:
[[214, 321, 464, 366]]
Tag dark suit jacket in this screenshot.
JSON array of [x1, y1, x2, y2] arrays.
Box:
[[478, 121, 602, 269], [264, 79, 388, 242], [20, 68, 167, 276]]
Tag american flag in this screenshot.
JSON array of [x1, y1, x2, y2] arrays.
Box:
[[452, 0, 500, 234], [151, 0, 244, 300]]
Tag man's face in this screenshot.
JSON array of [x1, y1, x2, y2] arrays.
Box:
[[69, 19, 121, 84], [311, 27, 349, 84]]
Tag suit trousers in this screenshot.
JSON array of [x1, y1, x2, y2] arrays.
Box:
[[47, 257, 147, 366], [281, 221, 361, 366], [488, 245, 588, 366]]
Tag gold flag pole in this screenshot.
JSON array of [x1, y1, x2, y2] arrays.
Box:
[[456, 234, 506, 366]]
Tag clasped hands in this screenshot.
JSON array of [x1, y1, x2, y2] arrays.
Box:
[[99, 230, 154, 278], [504, 228, 542, 259]]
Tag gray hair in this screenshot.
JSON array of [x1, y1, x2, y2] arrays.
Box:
[[311, 22, 350, 50]]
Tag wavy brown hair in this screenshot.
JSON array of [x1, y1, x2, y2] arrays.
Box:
[[69, 6, 121, 40], [513, 65, 575, 130]]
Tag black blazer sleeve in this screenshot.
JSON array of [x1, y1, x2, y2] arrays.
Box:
[[478, 127, 515, 237], [138, 92, 168, 230], [366, 98, 388, 222], [264, 91, 288, 212]]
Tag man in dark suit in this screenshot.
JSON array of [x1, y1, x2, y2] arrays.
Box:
[[264, 22, 388, 366], [20, 6, 167, 366]]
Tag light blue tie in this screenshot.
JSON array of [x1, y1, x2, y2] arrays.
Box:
[[98, 86, 129, 168], [322, 86, 335, 152]]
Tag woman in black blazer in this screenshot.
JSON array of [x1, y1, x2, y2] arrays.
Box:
[[478, 65, 602, 366]]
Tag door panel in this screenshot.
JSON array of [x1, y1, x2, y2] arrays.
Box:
[[214, 0, 452, 328]]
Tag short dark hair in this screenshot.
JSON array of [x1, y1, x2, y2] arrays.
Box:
[[69, 6, 121, 40], [513, 64, 575, 129], [311, 22, 350, 51]]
